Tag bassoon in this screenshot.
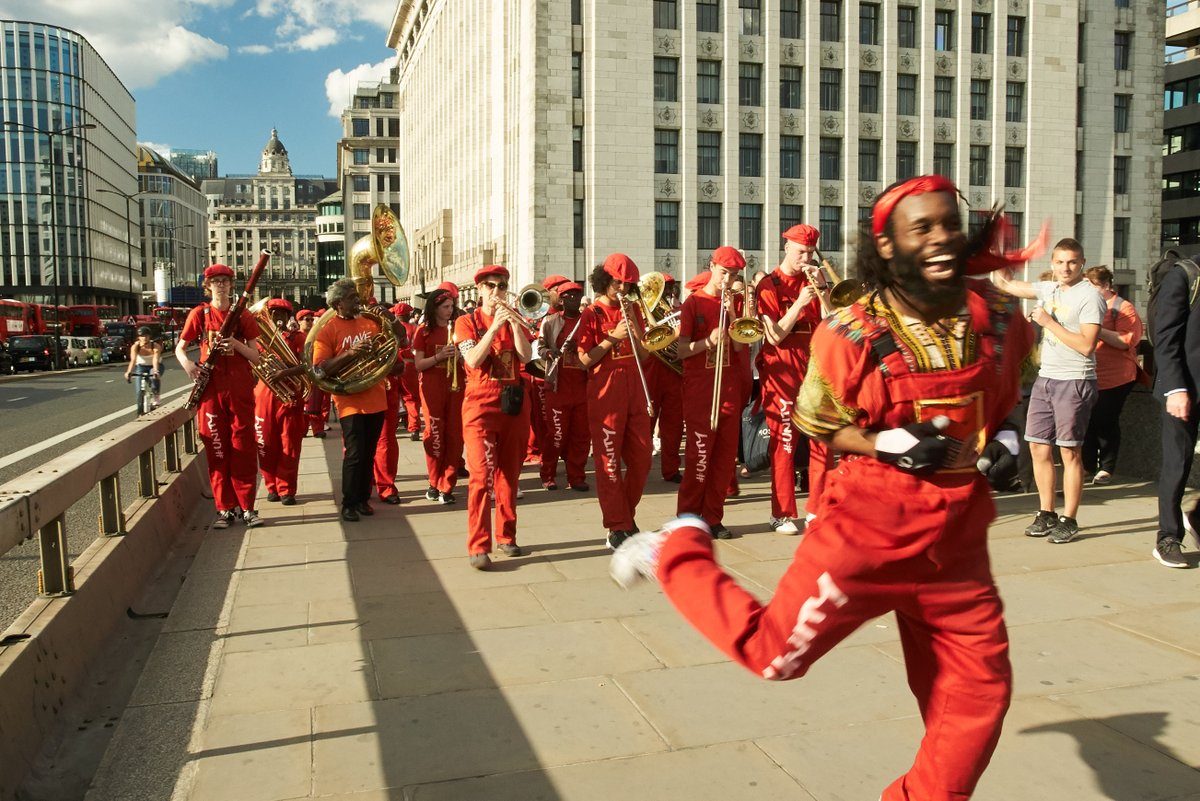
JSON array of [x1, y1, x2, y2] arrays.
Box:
[[184, 249, 273, 410]]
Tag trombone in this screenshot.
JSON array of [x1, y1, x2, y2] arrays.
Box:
[[807, 249, 868, 313], [616, 291, 656, 417], [710, 280, 733, 430]]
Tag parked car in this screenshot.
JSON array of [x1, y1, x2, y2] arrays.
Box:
[[100, 335, 129, 364], [8, 335, 56, 372], [61, 336, 101, 367]]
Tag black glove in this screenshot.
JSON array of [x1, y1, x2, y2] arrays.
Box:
[[977, 429, 1021, 492], [874, 416, 957, 474]]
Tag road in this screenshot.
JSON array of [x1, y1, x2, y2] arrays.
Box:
[[0, 362, 194, 630]]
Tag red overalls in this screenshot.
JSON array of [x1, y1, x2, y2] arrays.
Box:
[[372, 353, 405, 500], [577, 300, 652, 531], [253, 329, 308, 498], [414, 323, 466, 494], [677, 290, 744, 526], [648, 356, 684, 480], [305, 387, 330, 435], [658, 287, 1032, 801], [456, 310, 531, 555], [399, 320, 421, 434], [540, 314, 591, 488], [181, 304, 261, 513]]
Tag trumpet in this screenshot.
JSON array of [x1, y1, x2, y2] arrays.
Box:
[[445, 319, 460, 392]]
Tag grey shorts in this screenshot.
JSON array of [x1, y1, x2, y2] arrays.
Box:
[[1025, 376, 1099, 447]]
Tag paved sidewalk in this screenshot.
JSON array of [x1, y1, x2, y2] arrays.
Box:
[[84, 428, 1200, 801]]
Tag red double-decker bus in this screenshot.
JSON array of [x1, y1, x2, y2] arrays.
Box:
[[32, 304, 70, 335], [67, 304, 120, 336], [0, 299, 34, 342]]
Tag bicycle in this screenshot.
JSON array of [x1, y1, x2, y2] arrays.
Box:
[[127, 365, 160, 417]]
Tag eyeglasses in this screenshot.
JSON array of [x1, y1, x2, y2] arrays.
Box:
[[481, 281, 509, 291]]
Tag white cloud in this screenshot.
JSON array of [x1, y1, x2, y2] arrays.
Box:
[[290, 26, 338, 51], [138, 141, 173, 157], [238, 44, 274, 55], [250, 0, 393, 50], [323, 58, 392, 117]]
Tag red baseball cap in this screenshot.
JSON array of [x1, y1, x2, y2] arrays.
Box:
[[782, 224, 820, 246], [392, 302, 414, 316], [557, 281, 584, 294], [686, 271, 711, 292], [204, 264, 234, 281], [265, 298, 293, 313], [436, 281, 460, 299], [711, 246, 746, 270], [603, 253, 639, 284], [295, 310, 315, 321], [543, 274, 570, 291], [474, 264, 509, 284]]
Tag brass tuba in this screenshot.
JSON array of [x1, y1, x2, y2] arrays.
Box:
[[636, 271, 683, 374], [304, 304, 400, 395], [249, 298, 311, 405]]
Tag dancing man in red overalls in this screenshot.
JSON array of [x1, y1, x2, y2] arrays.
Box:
[[538, 281, 591, 491], [176, 264, 264, 528], [456, 265, 534, 570], [413, 286, 466, 504], [577, 254, 653, 550], [253, 298, 309, 506], [613, 175, 1039, 801]]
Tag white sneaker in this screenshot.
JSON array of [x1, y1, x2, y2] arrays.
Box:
[[1092, 470, 1112, 485], [770, 516, 800, 534], [805, 512, 817, 524], [652, 436, 661, 456], [609, 515, 709, 589]]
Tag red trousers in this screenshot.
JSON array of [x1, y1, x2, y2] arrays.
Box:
[[373, 377, 402, 498], [253, 383, 306, 497], [305, 388, 330, 435], [526, 377, 547, 461], [806, 440, 833, 517], [762, 370, 804, 519], [541, 390, 590, 487], [400, 364, 420, 433], [677, 375, 741, 526], [464, 385, 530, 555], [421, 379, 465, 494], [658, 464, 1010, 801], [198, 385, 259, 512], [588, 368, 652, 531], [649, 364, 684, 479]]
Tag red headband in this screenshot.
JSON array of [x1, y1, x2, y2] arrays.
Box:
[[871, 175, 957, 237]]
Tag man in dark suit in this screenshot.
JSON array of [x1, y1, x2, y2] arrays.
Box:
[[1153, 262, 1200, 568]]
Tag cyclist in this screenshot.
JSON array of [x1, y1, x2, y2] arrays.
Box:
[[125, 326, 163, 411]]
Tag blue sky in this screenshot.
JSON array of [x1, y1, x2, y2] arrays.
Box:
[[0, 0, 396, 176]]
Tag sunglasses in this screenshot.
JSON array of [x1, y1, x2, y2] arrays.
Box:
[[482, 281, 509, 291]]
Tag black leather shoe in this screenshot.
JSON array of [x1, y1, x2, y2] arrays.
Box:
[[314, 431, 327, 439], [266, 491, 281, 502], [663, 474, 682, 484], [410, 431, 421, 441], [281, 495, 296, 506], [341, 506, 360, 522], [381, 494, 401, 505], [357, 502, 375, 516]]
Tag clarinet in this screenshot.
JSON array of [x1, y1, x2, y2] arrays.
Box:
[[184, 249, 273, 410]]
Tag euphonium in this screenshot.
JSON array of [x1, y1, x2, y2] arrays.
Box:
[[303, 304, 400, 395], [728, 278, 765, 344], [636, 271, 684, 374], [249, 298, 312, 405]]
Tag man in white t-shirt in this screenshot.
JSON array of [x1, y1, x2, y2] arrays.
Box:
[[995, 238, 1106, 544]]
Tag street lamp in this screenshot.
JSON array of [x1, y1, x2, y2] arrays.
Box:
[[4, 120, 97, 367], [96, 187, 145, 317]]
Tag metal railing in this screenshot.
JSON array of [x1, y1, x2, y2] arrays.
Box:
[[0, 399, 198, 598]]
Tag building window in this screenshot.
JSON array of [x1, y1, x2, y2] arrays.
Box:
[[819, 205, 842, 250], [1077, 87, 1085, 127], [898, 6, 918, 48], [969, 145, 989, 185], [1004, 147, 1024, 187], [572, 0, 581, 24], [1076, 150, 1084, 191], [860, 3, 880, 45], [351, 118, 369, 136], [698, 0, 720, 32], [654, 0, 678, 29], [352, 175, 370, 192], [1114, 155, 1130, 195], [574, 199, 584, 247], [820, 0, 842, 42], [820, 137, 842, 180], [1114, 32, 1131, 71], [1114, 94, 1131, 133], [655, 202, 680, 249], [896, 141, 918, 181], [934, 11, 954, 51], [781, 0, 802, 38], [781, 65, 804, 109], [740, 133, 763, 177], [698, 131, 722, 174], [934, 143, 954, 178], [573, 126, 583, 172], [740, 0, 762, 36], [352, 149, 368, 165], [970, 79, 990, 120], [897, 74, 918, 116], [935, 77, 954, 118], [572, 52, 582, 98], [860, 70, 880, 113], [968, 210, 991, 238], [971, 13, 990, 54], [781, 204, 803, 234], [740, 203, 763, 251], [1114, 217, 1130, 259], [655, 129, 679, 174], [654, 57, 679, 102], [1078, 23, 1086, 64], [820, 68, 842, 111], [1004, 212, 1024, 251], [740, 63, 763, 106], [698, 59, 721, 104], [1005, 82, 1025, 123], [1007, 16, 1025, 57], [698, 202, 722, 249], [781, 135, 803, 179], [353, 203, 370, 220], [859, 139, 880, 182]]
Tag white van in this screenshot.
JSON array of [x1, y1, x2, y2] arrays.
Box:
[[61, 336, 101, 367]]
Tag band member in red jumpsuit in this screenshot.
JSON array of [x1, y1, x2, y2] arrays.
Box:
[[538, 281, 590, 492], [756, 224, 827, 533], [674, 247, 749, 539], [394, 302, 421, 440], [413, 286, 466, 504], [253, 298, 309, 506], [298, 309, 330, 439], [577, 254, 653, 549], [176, 264, 264, 528], [647, 274, 684, 483], [456, 265, 534, 570], [613, 175, 1041, 801], [371, 303, 412, 504]]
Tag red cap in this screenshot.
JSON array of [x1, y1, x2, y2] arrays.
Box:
[[661, 273, 676, 284], [557, 281, 584, 294], [296, 310, 315, 321], [474, 264, 509, 283], [782, 224, 820, 246], [711, 246, 746, 270], [542, 274, 570, 291], [686, 271, 712, 292], [872, 175, 957, 237], [204, 264, 234, 281], [436, 281, 460, 299], [392, 302, 414, 316], [265, 298, 293, 313], [603, 253, 639, 284]]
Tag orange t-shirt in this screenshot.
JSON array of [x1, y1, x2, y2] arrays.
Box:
[[312, 315, 388, 416]]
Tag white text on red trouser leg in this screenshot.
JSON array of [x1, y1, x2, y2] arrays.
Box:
[[552, 408, 564, 449], [254, 415, 266, 457], [429, 416, 442, 458], [693, 429, 709, 482], [778, 397, 794, 455], [602, 426, 618, 482], [763, 572, 848, 680], [206, 412, 225, 460]]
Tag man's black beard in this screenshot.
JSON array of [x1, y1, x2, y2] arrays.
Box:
[[889, 247, 965, 317]]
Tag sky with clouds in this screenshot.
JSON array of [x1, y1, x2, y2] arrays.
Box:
[[0, 0, 397, 175]]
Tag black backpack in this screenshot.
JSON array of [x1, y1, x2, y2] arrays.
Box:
[[1146, 249, 1200, 346]]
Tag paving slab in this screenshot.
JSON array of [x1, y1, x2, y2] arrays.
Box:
[[209, 640, 376, 717], [190, 708, 312, 801]]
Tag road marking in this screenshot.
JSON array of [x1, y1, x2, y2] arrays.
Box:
[[7, 397, 27, 403], [105, 379, 114, 384], [0, 384, 191, 472], [66, 386, 78, 391]]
